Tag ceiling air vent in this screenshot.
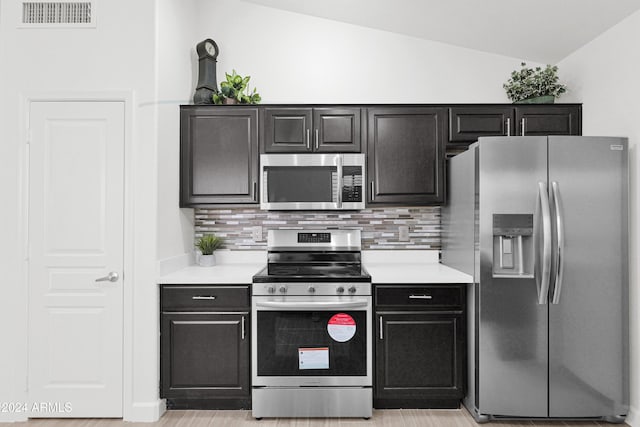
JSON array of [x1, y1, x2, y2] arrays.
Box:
[[21, 1, 96, 28]]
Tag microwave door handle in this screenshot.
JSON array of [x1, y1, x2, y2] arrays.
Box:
[[337, 155, 343, 208]]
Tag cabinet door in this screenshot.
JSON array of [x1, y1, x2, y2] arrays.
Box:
[[448, 106, 514, 143], [368, 107, 446, 205], [313, 108, 362, 152], [375, 312, 464, 404], [516, 105, 581, 136], [263, 108, 313, 152], [180, 107, 259, 206], [161, 312, 249, 399]]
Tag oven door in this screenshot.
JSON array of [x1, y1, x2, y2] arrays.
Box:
[[252, 295, 372, 387]]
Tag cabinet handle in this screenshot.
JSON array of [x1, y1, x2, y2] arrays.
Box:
[[379, 315, 383, 340], [506, 118, 511, 136], [192, 296, 216, 300], [306, 129, 311, 150], [521, 118, 526, 135], [370, 181, 375, 201], [241, 316, 246, 340], [409, 295, 433, 300], [315, 128, 319, 150], [253, 182, 257, 202]]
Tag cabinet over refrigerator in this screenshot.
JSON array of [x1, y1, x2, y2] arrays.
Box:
[[442, 136, 628, 423]]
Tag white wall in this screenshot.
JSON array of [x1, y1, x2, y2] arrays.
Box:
[[0, 0, 161, 421], [559, 10, 640, 426], [156, 0, 199, 262], [196, 0, 536, 104]]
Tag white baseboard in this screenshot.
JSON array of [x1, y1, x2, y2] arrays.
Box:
[[626, 405, 638, 427], [0, 412, 28, 423], [125, 399, 166, 422]]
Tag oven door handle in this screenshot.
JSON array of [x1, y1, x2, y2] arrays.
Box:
[[255, 300, 369, 310]]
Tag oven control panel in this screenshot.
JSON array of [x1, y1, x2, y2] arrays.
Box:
[[253, 282, 371, 296], [297, 232, 331, 244]]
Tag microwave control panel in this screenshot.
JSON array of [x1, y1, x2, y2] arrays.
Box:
[[342, 166, 363, 202]]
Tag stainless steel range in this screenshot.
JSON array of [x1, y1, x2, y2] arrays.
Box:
[[251, 229, 372, 419]]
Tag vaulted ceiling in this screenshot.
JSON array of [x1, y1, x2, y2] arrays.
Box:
[[242, 0, 640, 63]]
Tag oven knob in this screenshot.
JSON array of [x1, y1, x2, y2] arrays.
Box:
[[348, 286, 357, 294], [308, 285, 316, 293], [279, 285, 288, 294], [336, 286, 345, 294], [267, 286, 276, 294]]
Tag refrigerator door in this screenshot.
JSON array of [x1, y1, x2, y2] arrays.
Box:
[[477, 137, 549, 417], [548, 136, 629, 418]]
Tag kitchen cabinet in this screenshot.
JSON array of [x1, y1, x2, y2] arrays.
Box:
[[367, 107, 446, 205], [262, 107, 362, 153], [449, 106, 514, 143], [515, 105, 581, 136], [180, 106, 259, 206], [160, 285, 250, 409], [448, 104, 581, 154], [374, 284, 465, 409]]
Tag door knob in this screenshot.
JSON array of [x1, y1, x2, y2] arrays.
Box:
[[95, 271, 119, 283]]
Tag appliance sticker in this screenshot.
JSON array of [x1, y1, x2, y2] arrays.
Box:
[[327, 313, 356, 342], [298, 347, 329, 370]]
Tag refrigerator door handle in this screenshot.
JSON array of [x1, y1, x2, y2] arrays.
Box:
[[551, 181, 565, 304], [536, 181, 552, 305]]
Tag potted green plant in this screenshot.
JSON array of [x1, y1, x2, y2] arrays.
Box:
[[212, 70, 261, 105], [196, 234, 224, 267], [503, 62, 567, 104]]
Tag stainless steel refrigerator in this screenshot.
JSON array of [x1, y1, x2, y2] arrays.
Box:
[[442, 136, 628, 423]]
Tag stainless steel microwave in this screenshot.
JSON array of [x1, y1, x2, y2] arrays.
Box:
[[260, 153, 365, 210]]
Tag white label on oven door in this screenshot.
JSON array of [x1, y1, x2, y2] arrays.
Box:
[[299, 347, 329, 370], [327, 313, 356, 342]]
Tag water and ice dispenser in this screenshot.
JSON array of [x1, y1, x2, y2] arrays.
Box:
[[492, 214, 534, 278]]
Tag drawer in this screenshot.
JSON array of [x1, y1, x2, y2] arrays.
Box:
[[161, 285, 250, 311], [375, 285, 464, 310]]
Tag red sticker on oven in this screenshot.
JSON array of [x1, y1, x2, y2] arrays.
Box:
[[327, 313, 356, 342]]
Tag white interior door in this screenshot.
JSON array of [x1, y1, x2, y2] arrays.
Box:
[[28, 101, 125, 418]]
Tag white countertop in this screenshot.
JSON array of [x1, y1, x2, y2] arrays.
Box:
[[158, 250, 265, 285], [158, 263, 264, 284], [363, 250, 473, 284], [158, 250, 472, 285]]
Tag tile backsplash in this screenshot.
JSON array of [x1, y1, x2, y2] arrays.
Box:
[[195, 207, 441, 250]]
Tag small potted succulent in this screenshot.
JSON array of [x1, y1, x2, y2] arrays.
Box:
[[503, 62, 567, 104], [212, 70, 261, 105], [196, 234, 224, 267]]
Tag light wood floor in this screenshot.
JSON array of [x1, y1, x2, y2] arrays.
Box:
[[0, 408, 619, 427]]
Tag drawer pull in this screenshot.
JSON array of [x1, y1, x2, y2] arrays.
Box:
[[192, 296, 217, 300], [409, 295, 433, 300]]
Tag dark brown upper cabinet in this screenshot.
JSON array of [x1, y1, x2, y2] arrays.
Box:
[[447, 104, 581, 157], [180, 106, 259, 206], [515, 105, 581, 136], [367, 107, 446, 205], [262, 107, 362, 153], [449, 105, 582, 142], [449, 106, 514, 143]]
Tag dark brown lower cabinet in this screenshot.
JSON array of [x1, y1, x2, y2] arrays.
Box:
[[160, 285, 250, 409], [374, 285, 465, 408]]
